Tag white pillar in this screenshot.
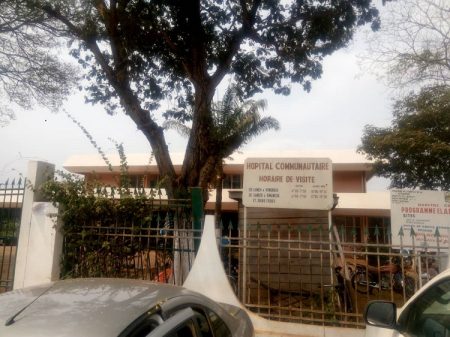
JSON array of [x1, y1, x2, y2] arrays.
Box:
[[183, 215, 242, 307], [13, 161, 63, 289]]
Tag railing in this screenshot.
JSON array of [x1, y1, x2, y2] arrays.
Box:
[[62, 198, 196, 285], [0, 178, 25, 292], [55, 189, 449, 329], [219, 222, 448, 329]]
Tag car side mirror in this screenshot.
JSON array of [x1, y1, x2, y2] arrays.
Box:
[[364, 301, 397, 329]]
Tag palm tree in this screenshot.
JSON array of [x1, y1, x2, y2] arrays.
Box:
[[164, 85, 280, 223]]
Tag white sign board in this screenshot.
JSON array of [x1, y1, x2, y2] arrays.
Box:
[[391, 189, 450, 248], [243, 158, 333, 210]]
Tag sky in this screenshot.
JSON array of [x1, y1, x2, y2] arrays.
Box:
[[0, 24, 394, 190]]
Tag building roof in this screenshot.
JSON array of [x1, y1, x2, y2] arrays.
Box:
[[63, 149, 374, 176]]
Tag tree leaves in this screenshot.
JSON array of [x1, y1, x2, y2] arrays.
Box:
[[9, 0, 380, 196], [0, 0, 77, 125], [359, 85, 450, 190]]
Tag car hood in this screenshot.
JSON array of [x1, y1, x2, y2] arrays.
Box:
[[0, 278, 186, 337]]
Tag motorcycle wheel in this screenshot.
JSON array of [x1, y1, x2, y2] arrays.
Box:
[[351, 272, 373, 294]]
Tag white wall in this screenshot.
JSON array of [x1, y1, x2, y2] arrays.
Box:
[[13, 161, 63, 289]]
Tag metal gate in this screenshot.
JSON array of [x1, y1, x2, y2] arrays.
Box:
[[0, 178, 25, 293]]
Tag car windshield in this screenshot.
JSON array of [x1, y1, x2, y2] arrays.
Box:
[[399, 278, 450, 337]]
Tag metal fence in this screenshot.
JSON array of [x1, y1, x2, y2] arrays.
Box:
[[0, 178, 25, 293], [27, 181, 448, 330], [69, 208, 439, 329], [219, 221, 449, 329], [62, 198, 197, 286]]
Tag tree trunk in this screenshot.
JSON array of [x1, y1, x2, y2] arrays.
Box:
[[180, 82, 216, 192], [112, 86, 179, 198]]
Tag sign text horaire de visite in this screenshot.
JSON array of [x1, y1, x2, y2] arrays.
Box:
[[243, 158, 333, 210]]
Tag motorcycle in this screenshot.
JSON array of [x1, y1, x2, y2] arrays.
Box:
[[344, 249, 418, 298]]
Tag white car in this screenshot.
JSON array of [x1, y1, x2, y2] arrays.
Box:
[[364, 268, 450, 337], [0, 278, 254, 337]]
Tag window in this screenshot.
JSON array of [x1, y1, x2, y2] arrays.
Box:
[[164, 309, 229, 337], [155, 305, 231, 337], [119, 313, 161, 337], [150, 307, 200, 337], [222, 174, 242, 189], [367, 217, 391, 244], [166, 322, 196, 337], [206, 309, 232, 337], [194, 311, 213, 337], [129, 175, 146, 188], [148, 175, 160, 188], [126, 175, 160, 188], [333, 216, 362, 243], [398, 278, 450, 337], [188, 307, 232, 337]]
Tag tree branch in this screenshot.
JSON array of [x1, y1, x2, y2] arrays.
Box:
[[211, 0, 262, 88]]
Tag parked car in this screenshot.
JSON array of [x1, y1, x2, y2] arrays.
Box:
[[0, 278, 254, 337], [364, 267, 450, 337]]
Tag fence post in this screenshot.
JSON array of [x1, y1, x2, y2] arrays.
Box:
[[13, 161, 62, 289], [191, 187, 204, 253]]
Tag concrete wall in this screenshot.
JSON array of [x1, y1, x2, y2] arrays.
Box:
[[13, 161, 63, 289], [333, 171, 366, 193]]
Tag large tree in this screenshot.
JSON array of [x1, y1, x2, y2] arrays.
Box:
[[209, 86, 280, 223], [165, 84, 279, 217], [362, 0, 450, 90], [23, 0, 380, 197], [359, 85, 450, 190], [0, 0, 75, 126], [165, 85, 279, 184]]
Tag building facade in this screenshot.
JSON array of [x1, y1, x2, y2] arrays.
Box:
[[64, 149, 391, 244]]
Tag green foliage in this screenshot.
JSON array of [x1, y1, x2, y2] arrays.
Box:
[[44, 0, 381, 113], [0, 0, 77, 125], [165, 84, 279, 191], [0, 219, 18, 244], [211, 85, 280, 157], [65, 111, 112, 170], [165, 84, 280, 158], [42, 171, 164, 227], [359, 85, 450, 190], [13, 0, 381, 196], [113, 141, 131, 192], [40, 170, 169, 277]]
